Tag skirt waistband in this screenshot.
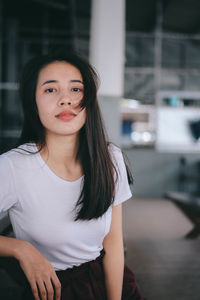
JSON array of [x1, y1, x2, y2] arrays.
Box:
[[56, 249, 105, 282]]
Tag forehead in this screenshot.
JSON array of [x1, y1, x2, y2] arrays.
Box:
[[37, 61, 83, 81]]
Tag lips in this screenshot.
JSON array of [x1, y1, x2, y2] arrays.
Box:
[[55, 110, 77, 117], [55, 110, 77, 121]]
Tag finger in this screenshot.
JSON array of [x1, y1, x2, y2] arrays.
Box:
[[29, 281, 40, 300], [51, 273, 61, 300], [37, 279, 47, 300], [44, 278, 54, 300]]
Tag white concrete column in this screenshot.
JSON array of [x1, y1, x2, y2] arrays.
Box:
[[89, 0, 125, 145]]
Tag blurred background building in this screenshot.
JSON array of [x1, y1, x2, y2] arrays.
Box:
[[1, 1, 200, 299], [1, 0, 200, 198]]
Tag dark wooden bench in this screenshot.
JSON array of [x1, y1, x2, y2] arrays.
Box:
[[165, 191, 200, 238], [0, 258, 28, 300], [0, 215, 33, 299]]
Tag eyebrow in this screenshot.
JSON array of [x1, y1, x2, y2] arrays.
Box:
[[71, 80, 84, 84], [41, 79, 84, 86]]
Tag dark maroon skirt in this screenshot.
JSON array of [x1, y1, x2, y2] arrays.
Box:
[[55, 250, 144, 300]]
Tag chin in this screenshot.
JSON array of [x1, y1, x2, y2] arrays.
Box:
[[48, 128, 83, 137]]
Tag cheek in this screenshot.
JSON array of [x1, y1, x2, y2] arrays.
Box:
[[78, 108, 86, 126], [36, 97, 52, 120]]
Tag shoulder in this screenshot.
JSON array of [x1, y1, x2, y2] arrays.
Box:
[[108, 143, 124, 166], [107, 143, 129, 182], [108, 143, 122, 157], [0, 143, 37, 169], [108, 144, 133, 206]]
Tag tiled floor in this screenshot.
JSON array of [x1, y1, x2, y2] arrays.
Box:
[[123, 198, 200, 300]]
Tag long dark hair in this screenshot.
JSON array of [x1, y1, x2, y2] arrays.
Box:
[[18, 52, 133, 220]]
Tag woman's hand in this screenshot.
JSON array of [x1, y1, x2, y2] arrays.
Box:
[[15, 241, 61, 300]]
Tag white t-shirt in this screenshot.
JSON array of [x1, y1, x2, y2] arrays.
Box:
[[0, 143, 132, 271]]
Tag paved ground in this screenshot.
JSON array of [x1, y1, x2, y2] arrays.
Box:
[[123, 198, 200, 300]]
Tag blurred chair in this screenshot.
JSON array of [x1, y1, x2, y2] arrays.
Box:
[[165, 157, 200, 239]]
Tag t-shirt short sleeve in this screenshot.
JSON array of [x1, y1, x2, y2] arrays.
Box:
[[0, 154, 18, 212], [109, 145, 132, 207]]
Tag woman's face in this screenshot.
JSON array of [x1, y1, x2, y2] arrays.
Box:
[[35, 61, 86, 139]]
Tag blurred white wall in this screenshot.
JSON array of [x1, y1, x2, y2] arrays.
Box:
[[89, 0, 125, 145]]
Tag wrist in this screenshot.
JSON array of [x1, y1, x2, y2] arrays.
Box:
[[13, 239, 30, 261]]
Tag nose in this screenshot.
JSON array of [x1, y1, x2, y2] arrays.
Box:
[[58, 94, 76, 107], [58, 99, 72, 106]]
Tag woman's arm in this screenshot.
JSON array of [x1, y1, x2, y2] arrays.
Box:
[[0, 235, 61, 300], [103, 203, 124, 300]]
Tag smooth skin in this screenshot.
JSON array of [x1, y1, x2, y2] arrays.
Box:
[[103, 204, 124, 300], [0, 61, 124, 300]]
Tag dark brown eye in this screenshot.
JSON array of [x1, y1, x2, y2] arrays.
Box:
[[45, 88, 56, 93], [72, 88, 82, 92]]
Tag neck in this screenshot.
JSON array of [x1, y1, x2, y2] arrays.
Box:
[[40, 133, 80, 165]]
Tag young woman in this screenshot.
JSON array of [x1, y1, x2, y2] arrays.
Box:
[[0, 53, 144, 300]]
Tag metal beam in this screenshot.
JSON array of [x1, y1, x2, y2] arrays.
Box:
[[68, 0, 78, 51], [31, 0, 68, 10]]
